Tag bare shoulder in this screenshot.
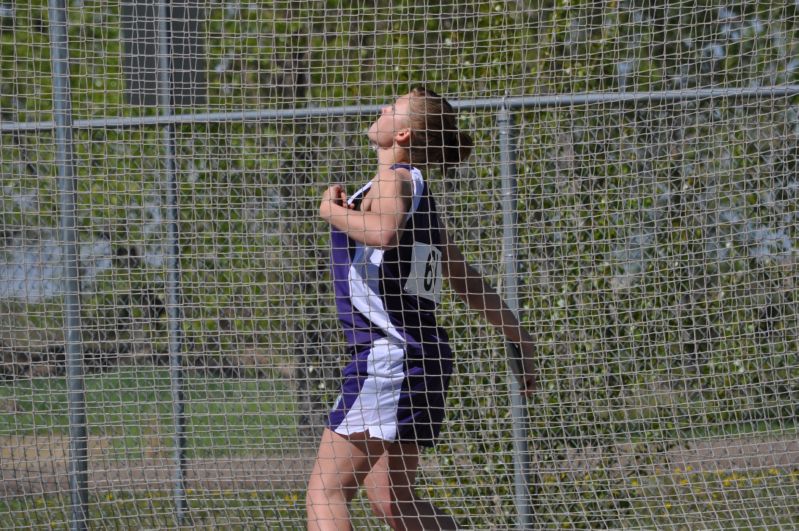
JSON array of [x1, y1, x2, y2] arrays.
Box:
[[391, 164, 412, 179], [360, 166, 412, 213], [377, 164, 412, 181]]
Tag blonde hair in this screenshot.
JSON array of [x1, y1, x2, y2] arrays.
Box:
[[406, 86, 473, 168]]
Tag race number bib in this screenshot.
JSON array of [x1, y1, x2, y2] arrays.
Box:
[[404, 242, 442, 304]]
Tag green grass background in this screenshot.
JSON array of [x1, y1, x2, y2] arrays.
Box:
[[0, 367, 296, 459]]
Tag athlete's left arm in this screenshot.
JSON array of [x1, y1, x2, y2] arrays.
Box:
[[440, 227, 537, 394]]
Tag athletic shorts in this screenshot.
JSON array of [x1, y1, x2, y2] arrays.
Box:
[[327, 337, 453, 448]]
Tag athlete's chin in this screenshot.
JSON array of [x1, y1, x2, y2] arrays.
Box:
[[367, 138, 390, 154], [366, 124, 379, 143], [367, 127, 391, 148]]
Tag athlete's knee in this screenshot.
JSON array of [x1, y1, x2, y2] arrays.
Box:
[[306, 473, 338, 516], [365, 483, 391, 520], [306, 480, 352, 531], [366, 486, 416, 529], [307, 476, 352, 509], [307, 465, 365, 512], [305, 478, 326, 520]]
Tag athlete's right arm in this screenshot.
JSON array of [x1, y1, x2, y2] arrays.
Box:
[[440, 228, 537, 395], [320, 171, 412, 249]]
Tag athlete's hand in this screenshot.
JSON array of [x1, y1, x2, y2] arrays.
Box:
[[320, 184, 352, 221], [517, 336, 537, 398], [322, 184, 348, 206]]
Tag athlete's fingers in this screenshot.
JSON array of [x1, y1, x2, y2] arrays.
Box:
[[339, 190, 353, 208], [321, 184, 336, 200], [323, 184, 344, 204]]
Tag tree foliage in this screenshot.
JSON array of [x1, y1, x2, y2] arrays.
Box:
[[1, 1, 798, 526]]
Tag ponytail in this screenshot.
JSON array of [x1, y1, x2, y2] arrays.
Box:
[[407, 86, 473, 168], [442, 130, 474, 168]]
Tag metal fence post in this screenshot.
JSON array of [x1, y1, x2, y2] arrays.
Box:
[[498, 105, 533, 529], [48, 1, 88, 529], [157, 0, 188, 523]]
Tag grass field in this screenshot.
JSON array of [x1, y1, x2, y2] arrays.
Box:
[[0, 366, 297, 459], [2, 369, 798, 528]]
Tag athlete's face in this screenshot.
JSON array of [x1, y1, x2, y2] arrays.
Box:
[[368, 94, 412, 149]]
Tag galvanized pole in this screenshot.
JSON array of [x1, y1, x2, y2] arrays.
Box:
[[498, 105, 533, 529], [6, 86, 799, 134], [157, 1, 188, 523], [48, 1, 88, 529]]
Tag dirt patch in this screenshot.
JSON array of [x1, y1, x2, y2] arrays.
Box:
[[0, 434, 317, 497], [2, 434, 798, 498], [668, 435, 799, 472], [525, 434, 799, 478]]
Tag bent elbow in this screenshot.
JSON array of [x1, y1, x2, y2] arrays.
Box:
[[375, 231, 400, 250], [365, 227, 401, 250], [319, 202, 330, 222]]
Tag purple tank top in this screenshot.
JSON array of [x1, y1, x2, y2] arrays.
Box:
[[329, 164, 450, 354]]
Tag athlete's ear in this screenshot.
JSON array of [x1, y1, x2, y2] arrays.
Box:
[[395, 128, 411, 146]]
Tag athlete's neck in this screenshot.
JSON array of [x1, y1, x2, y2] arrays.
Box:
[[376, 146, 411, 171]]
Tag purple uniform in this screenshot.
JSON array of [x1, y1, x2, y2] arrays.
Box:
[[327, 164, 453, 448]]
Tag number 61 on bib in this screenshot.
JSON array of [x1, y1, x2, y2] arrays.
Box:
[[404, 242, 443, 304]]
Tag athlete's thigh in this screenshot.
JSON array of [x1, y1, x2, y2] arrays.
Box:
[[309, 428, 387, 500], [364, 442, 421, 500]]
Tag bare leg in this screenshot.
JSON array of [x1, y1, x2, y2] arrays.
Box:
[[306, 428, 386, 531], [364, 442, 457, 531]]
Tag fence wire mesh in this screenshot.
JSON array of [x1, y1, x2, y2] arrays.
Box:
[[2, 1, 799, 529]]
